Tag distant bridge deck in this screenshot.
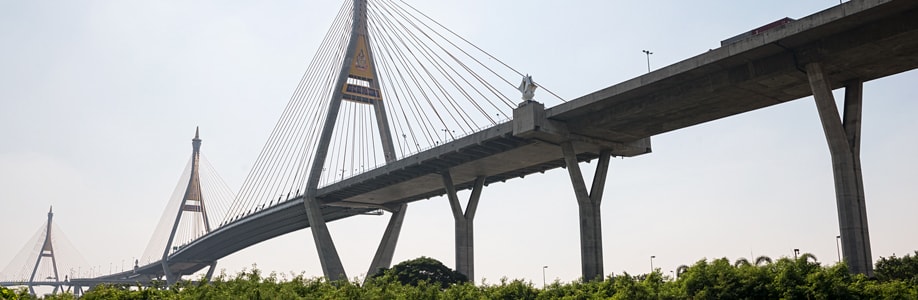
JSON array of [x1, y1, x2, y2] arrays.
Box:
[[75, 0, 918, 283]]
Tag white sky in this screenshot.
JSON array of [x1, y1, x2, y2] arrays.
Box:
[[2, 0, 916, 284]]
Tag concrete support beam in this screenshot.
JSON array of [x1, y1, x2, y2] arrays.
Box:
[[161, 261, 176, 285], [204, 262, 217, 282], [366, 204, 408, 278], [304, 196, 348, 281], [806, 62, 873, 276], [442, 171, 485, 282], [562, 142, 611, 281]]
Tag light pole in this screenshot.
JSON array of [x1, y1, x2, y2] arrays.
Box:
[[542, 266, 548, 289], [401, 134, 407, 154], [793, 248, 800, 260], [642, 50, 653, 73], [441, 128, 450, 141], [836, 235, 842, 263], [650, 255, 656, 273]]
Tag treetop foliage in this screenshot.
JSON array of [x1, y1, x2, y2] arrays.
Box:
[[5, 253, 918, 299], [369, 256, 467, 288]]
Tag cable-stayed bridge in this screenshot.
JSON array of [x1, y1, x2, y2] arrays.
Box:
[[4, 0, 918, 294], [0, 207, 89, 295]]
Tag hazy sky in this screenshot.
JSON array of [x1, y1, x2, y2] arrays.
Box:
[[2, 0, 916, 285]]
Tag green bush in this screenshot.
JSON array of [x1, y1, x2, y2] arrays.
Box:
[[11, 252, 918, 299]]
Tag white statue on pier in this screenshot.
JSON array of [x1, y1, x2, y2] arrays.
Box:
[[518, 74, 538, 103]]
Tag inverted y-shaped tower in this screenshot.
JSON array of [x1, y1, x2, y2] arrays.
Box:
[[28, 207, 61, 295], [301, 0, 407, 281], [161, 128, 217, 284]]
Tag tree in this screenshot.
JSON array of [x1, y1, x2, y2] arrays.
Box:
[[676, 265, 689, 278], [875, 251, 918, 283], [734, 258, 752, 268], [371, 257, 467, 288], [799, 253, 818, 264], [0, 286, 19, 300]]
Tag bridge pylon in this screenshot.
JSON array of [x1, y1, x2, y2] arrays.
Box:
[[301, 0, 405, 281], [27, 207, 63, 295], [161, 127, 218, 284]]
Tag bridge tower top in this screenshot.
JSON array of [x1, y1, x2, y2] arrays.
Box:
[[192, 126, 201, 154], [305, 0, 397, 194]]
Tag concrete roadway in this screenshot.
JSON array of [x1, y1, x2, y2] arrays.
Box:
[[75, 0, 918, 284]]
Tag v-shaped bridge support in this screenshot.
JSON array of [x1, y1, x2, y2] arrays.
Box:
[[441, 172, 486, 282]]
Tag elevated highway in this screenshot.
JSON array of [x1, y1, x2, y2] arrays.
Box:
[[73, 0, 918, 284]]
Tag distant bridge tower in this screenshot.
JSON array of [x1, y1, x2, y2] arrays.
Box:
[[28, 207, 62, 295], [161, 128, 217, 284], [302, 0, 407, 281]]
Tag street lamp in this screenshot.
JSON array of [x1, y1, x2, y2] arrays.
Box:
[[441, 128, 450, 141], [401, 134, 407, 154], [836, 235, 842, 262], [793, 248, 800, 260], [642, 50, 653, 73], [650, 255, 656, 273], [542, 266, 548, 289]]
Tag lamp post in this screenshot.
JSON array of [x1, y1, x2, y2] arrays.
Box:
[[401, 134, 407, 154], [650, 255, 656, 273], [542, 266, 548, 289], [836, 235, 842, 262], [642, 50, 653, 73], [794, 248, 800, 260], [441, 128, 451, 141]]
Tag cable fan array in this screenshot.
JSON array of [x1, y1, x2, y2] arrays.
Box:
[[222, 0, 564, 225], [140, 154, 234, 266]]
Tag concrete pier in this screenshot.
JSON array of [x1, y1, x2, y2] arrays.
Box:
[[303, 195, 348, 281], [442, 171, 485, 282], [562, 142, 611, 281], [806, 62, 873, 275], [366, 204, 408, 277]]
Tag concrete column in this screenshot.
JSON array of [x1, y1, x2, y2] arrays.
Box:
[[204, 262, 217, 282], [161, 261, 176, 285], [806, 62, 873, 276], [441, 171, 485, 282], [562, 142, 611, 281], [366, 204, 408, 278], [304, 196, 348, 281]]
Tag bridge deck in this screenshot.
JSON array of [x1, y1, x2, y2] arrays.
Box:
[[551, 0, 918, 141], [83, 0, 918, 283]]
